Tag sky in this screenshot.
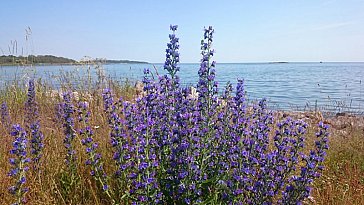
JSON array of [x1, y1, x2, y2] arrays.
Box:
[[0, 0, 364, 63]]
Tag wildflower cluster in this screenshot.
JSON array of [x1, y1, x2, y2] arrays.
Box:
[[8, 124, 29, 205], [25, 79, 44, 168], [100, 25, 330, 204]]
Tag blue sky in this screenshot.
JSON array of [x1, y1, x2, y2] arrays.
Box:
[[1, 0, 363, 63]]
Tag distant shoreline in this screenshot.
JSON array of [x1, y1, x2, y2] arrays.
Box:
[[0, 62, 149, 66], [0, 55, 148, 66], [0, 63, 77, 66]]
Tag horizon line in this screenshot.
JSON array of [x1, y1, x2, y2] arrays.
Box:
[[149, 61, 364, 64]]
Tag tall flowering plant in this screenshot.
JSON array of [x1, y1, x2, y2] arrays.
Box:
[[77, 101, 114, 203], [8, 124, 30, 205], [58, 91, 80, 201], [164, 24, 180, 80], [25, 79, 44, 169], [102, 89, 131, 192], [56, 92, 80, 203], [61, 92, 77, 169]]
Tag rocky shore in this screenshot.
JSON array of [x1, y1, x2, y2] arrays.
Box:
[[276, 111, 364, 137]]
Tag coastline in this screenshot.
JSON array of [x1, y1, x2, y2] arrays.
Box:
[[0, 62, 149, 66]]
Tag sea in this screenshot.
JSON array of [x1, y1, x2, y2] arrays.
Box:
[[1, 62, 363, 114]]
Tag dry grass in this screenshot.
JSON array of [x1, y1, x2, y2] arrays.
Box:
[[312, 127, 364, 204]]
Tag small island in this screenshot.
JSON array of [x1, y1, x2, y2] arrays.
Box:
[[269, 61, 289, 64]]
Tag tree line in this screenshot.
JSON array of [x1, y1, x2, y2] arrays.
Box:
[[0, 55, 76, 65]]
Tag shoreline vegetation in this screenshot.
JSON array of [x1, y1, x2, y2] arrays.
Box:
[[0, 55, 148, 66]]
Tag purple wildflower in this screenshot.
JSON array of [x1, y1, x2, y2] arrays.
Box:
[[164, 24, 180, 79], [78, 101, 114, 202], [281, 122, 329, 204], [102, 89, 129, 176], [61, 92, 77, 168], [25, 79, 44, 169], [8, 124, 29, 205]]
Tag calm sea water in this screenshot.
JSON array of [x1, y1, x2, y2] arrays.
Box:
[[1, 62, 363, 113]]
